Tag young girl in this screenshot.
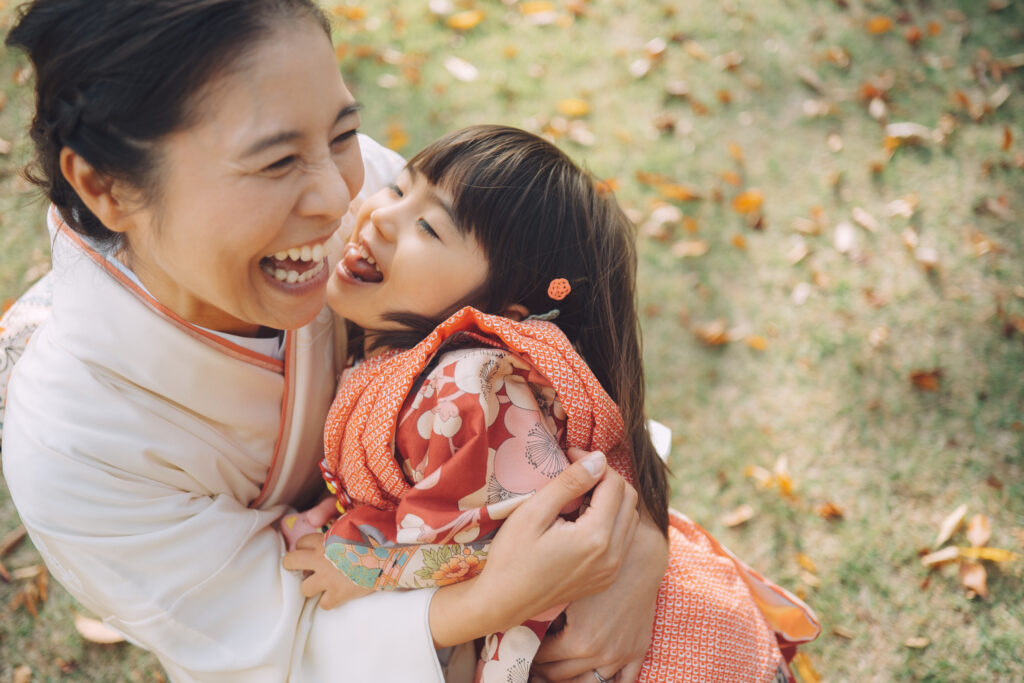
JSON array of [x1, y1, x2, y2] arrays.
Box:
[[283, 125, 819, 682]]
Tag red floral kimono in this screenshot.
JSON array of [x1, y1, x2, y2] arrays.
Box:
[[320, 308, 819, 682]]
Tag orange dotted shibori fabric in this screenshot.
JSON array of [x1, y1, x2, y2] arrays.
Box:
[[324, 308, 820, 681]]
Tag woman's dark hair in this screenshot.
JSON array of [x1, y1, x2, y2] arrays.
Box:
[[6, 0, 330, 249], [364, 125, 670, 531]]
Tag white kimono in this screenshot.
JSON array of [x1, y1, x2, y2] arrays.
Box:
[[2, 136, 446, 682]]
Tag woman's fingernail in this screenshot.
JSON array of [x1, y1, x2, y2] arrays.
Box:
[[581, 451, 606, 477]]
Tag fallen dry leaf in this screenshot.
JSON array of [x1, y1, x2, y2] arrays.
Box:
[[13, 666, 31, 683], [74, 614, 126, 644], [796, 553, 818, 573], [745, 335, 767, 351], [935, 504, 968, 547], [967, 514, 992, 547], [385, 122, 409, 152], [921, 546, 960, 567], [693, 319, 730, 346], [658, 183, 702, 202], [960, 560, 988, 598], [682, 40, 710, 61], [868, 326, 889, 349], [911, 369, 942, 393], [904, 636, 930, 649], [958, 547, 1020, 563], [731, 234, 747, 250], [722, 504, 755, 527], [915, 246, 939, 271], [816, 501, 844, 520], [791, 652, 821, 683], [557, 98, 590, 118], [445, 9, 485, 31], [885, 121, 939, 144], [731, 190, 763, 214], [11, 564, 44, 580], [833, 221, 857, 254], [832, 625, 855, 639], [867, 15, 894, 34], [443, 56, 479, 82], [787, 237, 810, 265], [1, 525, 27, 557]]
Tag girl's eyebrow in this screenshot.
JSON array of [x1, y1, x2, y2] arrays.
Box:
[[241, 102, 364, 158], [407, 165, 457, 223]]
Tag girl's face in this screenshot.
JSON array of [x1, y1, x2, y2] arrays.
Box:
[[326, 166, 489, 339], [118, 19, 363, 335]]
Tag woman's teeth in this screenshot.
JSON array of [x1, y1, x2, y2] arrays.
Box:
[[273, 243, 326, 262], [269, 259, 326, 283]]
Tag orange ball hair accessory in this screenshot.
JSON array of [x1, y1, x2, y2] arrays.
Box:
[[547, 278, 572, 301]]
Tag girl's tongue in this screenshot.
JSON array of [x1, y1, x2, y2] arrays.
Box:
[[342, 244, 383, 283]]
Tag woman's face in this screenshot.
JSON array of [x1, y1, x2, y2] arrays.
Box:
[[121, 19, 364, 335], [326, 167, 489, 339]]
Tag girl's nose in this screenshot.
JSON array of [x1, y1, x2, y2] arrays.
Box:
[[370, 205, 398, 242]]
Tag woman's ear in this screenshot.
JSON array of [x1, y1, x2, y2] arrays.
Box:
[[59, 147, 137, 234], [500, 303, 530, 321]]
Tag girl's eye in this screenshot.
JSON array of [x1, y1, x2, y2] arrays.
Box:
[[418, 218, 439, 239], [263, 155, 297, 173], [388, 183, 404, 197]]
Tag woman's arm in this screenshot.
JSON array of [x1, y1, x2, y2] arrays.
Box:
[[532, 507, 668, 682]]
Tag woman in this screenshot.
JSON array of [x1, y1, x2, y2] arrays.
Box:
[[1, 1, 666, 681]]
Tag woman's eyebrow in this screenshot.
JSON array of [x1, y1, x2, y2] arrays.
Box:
[[241, 102, 364, 158], [407, 165, 457, 222]]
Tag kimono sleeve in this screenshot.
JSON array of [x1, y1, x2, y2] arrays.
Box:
[[324, 346, 572, 591]]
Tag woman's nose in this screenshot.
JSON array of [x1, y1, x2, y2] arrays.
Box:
[[297, 160, 350, 220]]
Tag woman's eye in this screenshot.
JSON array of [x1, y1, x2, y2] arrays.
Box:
[[388, 183, 404, 197], [331, 129, 358, 146], [418, 218, 439, 239], [263, 156, 297, 173]]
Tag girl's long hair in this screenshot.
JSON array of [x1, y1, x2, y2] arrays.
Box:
[[361, 125, 669, 532]]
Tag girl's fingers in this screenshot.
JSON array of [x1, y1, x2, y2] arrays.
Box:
[[282, 549, 316, 572], [294, 533, 323, 551]]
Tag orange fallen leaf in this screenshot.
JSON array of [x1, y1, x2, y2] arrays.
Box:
[[720, 170, 742, 186], [385, 122, 409, 152], [519, 1, 555, 15], [682, 217, 699, 234], [731, 189, 763, 214], [816, 501, 844, 520], [791, 652, 821, 683], [728, 142, 744, 162], [934, 503, 967, 547], [967, 514, 992, 548], [905, 25, 923, 46], [445, 9, 485, 31], [658, 183, 702, 202], [927, 20, 942, 36], [683, 40, 710, 61], [867, 15, 894, 34], [958, 547, 1020, 563], [721, 504, 755, 527], [832, 625, 855, 639], [731, 234, 748, 250], [910, 369, 942, 393], [74, 614, 126, 644], [796, 553, 818, 573], [1003, 125, 1013, 151], [333, 4, 367, 21], [960, 560, 988, 598], [557, 98, 590, 118], [904, 636, 930, 649], [693, 319, 730, 346]]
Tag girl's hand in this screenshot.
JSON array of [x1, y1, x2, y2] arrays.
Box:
[[532, 509, 667, 682], [428, 450, 641, 648], [282, 534, 373, 609]]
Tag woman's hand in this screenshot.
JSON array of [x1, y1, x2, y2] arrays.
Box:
[[532, 509, 668, 682], [428, 450, 641, 648], [282, 534, 373, 609]]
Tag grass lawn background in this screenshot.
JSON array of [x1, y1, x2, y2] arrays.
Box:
[[1, 0, 1022, 680]]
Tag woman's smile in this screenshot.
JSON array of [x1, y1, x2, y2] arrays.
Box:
[[260, 238, 331, 284]]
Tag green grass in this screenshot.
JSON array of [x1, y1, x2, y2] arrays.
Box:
[[2, 0, 1023, 680]]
